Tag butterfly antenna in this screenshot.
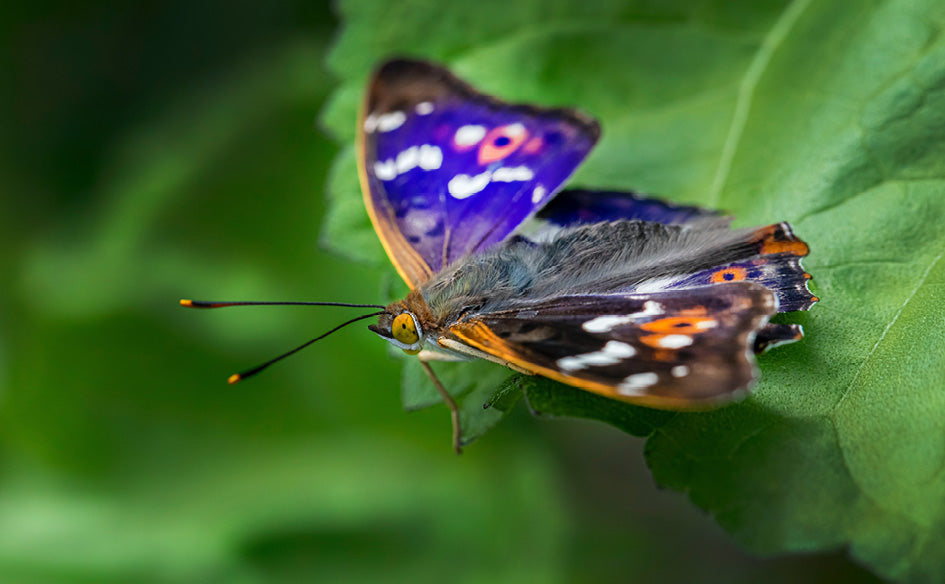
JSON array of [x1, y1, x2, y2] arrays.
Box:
[[226, 311, 384, 384], [180, 300, 386, 309]]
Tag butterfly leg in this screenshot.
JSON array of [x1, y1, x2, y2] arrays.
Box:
[[418, 359, 463, 455], [416, 349, 467, 362]]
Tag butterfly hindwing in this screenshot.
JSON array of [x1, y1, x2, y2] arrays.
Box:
[[754, 323, 804, 353], [448, 283, 777, 408], [536, 188, 729, 228], [518, 190, 815, 314], [358, 59, 600, 287], [664, 222, 816, 312]]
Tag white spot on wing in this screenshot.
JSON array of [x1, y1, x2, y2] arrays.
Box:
[[418, 145, 442, 170], [504, 123, 526, 136], [415, 101, 434, 115], [373, 159, 396, 180], [633, 277, 679, 294], [395, 146, 419, 174], [582, 302, 665, 333], [618, 372, 659, 395], [531, 184, 546, 204], [637, 301, 665, 317], [671, 365, 689, 377], [376, 111, 406, 132], [655, 334, 693, 348], [556, 341, 636, 372], [363, 114, 378, 133], [448, 172, 492, 199], [405, 210, 437, 234], [583, 315, 632, 333], [385, 145, 443, 176], [455, 125, 486, 146], [492, 165, 534, 182]]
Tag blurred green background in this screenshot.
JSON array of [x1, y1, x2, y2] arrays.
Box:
[[0, 2, 884, 582]]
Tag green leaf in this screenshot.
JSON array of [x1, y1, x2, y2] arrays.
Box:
[[521, 376, 675, 438], [321, 145, 388, 265], [323, 0, 945, 580], [401, 357, 521, 445]]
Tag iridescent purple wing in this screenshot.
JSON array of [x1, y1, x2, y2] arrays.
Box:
[[537, 189, 728, 228], [358, 59, 600, 288]]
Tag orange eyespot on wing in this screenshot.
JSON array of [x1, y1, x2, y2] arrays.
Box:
[[640, 316, 719, 334], [710, 266, 748, 283], [478, 124, 529, 165]]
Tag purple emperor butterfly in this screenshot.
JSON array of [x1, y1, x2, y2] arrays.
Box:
[[184, 59, 817, 453]]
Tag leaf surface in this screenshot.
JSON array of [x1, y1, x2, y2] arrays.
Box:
[[322, 0, 945, 580]]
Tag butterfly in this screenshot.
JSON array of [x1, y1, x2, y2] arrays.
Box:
[[184, 58, 816, 454], [358, 58, 815, 450]]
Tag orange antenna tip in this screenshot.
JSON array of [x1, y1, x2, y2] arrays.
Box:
[[180, 299, 194, 307], [227, 373, 242, 384]]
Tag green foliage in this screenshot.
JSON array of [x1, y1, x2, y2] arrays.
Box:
[[1, 5, 575, 583], [401, 357, 521, 444], [322, 0, 945, 581]]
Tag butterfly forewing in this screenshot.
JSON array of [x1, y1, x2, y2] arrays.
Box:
[[448, 283, 777, 408], [359, 59, 600, 288]]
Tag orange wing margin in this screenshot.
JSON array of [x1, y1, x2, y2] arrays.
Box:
[[356, 99, 434, 289]]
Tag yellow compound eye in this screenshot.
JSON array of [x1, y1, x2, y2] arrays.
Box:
[[392, 313, 420, 346]]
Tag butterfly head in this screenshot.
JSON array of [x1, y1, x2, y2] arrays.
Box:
[[369, 309, 425, 355]]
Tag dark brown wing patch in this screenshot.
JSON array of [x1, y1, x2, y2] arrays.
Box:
[[449, 283, 777, 409]]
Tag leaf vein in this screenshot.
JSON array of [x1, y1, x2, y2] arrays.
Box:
[[833, 248, 945, 411], [706, 0, 813, 206]]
